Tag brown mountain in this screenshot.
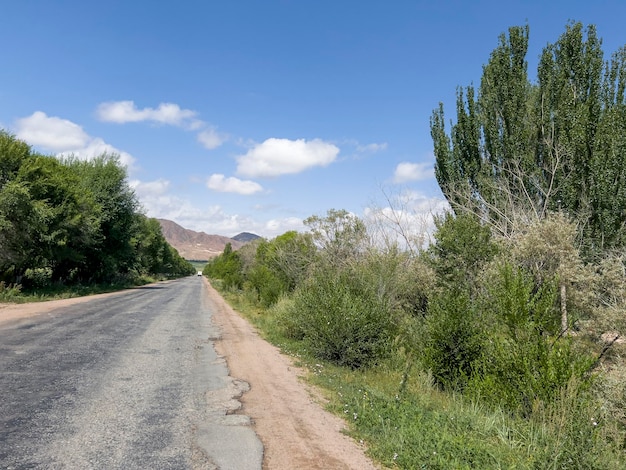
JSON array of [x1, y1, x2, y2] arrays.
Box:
[[158, 218, 247, 261]]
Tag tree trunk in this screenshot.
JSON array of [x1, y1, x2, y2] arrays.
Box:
[[560, 282, 568, 334]]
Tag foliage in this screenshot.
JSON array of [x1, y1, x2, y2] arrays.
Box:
[[0, 131, 193, 289], [469, 264, 594, 415], [132, 215, 195, 277], [0, 180, 41, 276], [304, 208, 368, 266], [287, 260, 397, 369], [419, 290, 484, 390], [217, 281, 625, 469], [203, 243, 244, 290], [431, 22, 626, 253], [427, 212, 499, 293], [246, 231, 316, 306], [66, 155, 139, 281], [0, 281, 22, 301]]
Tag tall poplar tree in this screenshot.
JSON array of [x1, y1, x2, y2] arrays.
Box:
[[431, 22, 626, 253]]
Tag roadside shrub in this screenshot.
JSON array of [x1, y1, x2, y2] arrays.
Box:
[[0, 281, 22, 301], [203, 243, 243, 290], [246, 264, 286, 307], [268, 295, 304, 341], [289, 263, 396, 369], [419, 289, 484, 390], [467, 264, 595, 415], [23, 266, 53, 289]]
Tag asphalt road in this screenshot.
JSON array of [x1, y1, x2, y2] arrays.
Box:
[[0, 277, 263, 469]]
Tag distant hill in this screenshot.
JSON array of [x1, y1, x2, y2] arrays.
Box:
[[157, 219, 254, 261], [232, 232, 262, 243]]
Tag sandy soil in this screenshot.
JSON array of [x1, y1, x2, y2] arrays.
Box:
[[1, 282, 380, 470], [203, 279, 380, 470], [0, 290, 128, 326]]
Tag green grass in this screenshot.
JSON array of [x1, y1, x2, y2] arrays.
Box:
[[201, 282, 626, 469]]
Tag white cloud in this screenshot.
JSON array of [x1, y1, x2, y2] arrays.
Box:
[[197, 127, 226, 149], [365, 190, 449, 250], [264, 217, 305, 234], [393, 161, 434, 183], [357, 142, 388, 153], [14, 111, 136, 169], [96, 100, 198, 127], [129, 178, 170, 197], [397, 189, 449, 214], [15, 111, 90, 151], [236, 138, 339, 178], [61, 137, 136, 169], [206, 174, 263, 195], [97, 100, 225, 149]]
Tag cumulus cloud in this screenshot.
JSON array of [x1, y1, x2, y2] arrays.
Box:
[[365, 189, 449, 250], [129, 178, 170, 197], [96, 100, 198, 127], [60, 138, 135, 168], [197, 127, 226, 150], [264, 217, 305, 234], [96, 100, 226, 149], [206, 174, 263, 195], [236, 138, 339, 178], [15, 111, 90, 151], [393, 161, 434, 183], [14, 111, 136, 169]]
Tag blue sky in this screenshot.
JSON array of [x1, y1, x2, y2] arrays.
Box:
[[2, 1, 625, 239]]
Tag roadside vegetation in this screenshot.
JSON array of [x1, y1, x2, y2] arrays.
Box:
[[205, 21, 626, 469], [0, 131, 195, 302]]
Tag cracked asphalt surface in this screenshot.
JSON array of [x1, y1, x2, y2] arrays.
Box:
[[0, 277, 263, 469]]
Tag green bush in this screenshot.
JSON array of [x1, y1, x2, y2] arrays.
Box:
[[269, 295, 304, 341], [23, 266, 53, 289], [247, 264, 286, 307], [288, 264, 396, 369], [0, 281, 22, 301], [203, 243, 243, 290], [428, 212, 499, 293], [420, 289, 484, 390], [467, 264, 595, 415]]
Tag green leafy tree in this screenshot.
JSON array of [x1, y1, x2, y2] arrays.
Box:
[[203, 242, 244, 290], [67, 155, 139, 281], [0, 131, 33, 188], [132, 215, 193, 277], [0, 181, 41, 278], [16, 155, 100, 281], [304, 209, 368, 267], [431, 22, 626, 252], [427, 212, 499, 293], [247, 231, 316, 306]]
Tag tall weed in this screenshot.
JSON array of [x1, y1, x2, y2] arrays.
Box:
[[0, 281, 22, 301]]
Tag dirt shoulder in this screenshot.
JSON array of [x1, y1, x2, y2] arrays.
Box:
[[0, 291, 126, 326], [203, 278, 380, 470]]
